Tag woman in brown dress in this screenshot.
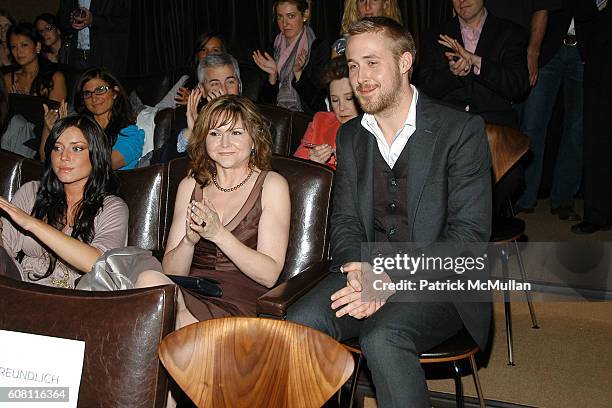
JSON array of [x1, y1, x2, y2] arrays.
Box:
[[136, 95, 290, 329]]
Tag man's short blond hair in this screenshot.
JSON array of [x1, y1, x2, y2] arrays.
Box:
[[347, 17, 417, 77]]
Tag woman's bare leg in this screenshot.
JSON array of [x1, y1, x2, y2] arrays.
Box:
[[135, 271, 198, 408], [135, 270, 198, 329]]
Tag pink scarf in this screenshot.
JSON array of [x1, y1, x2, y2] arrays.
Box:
[[274, 25, 315, 73]]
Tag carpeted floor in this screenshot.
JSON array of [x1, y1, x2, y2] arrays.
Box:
[[365, 199, 612, 407], [518, 199, 612, 242], [427, 301, 612, 407]]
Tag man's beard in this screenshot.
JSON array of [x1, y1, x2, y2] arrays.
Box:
[[354, 72, 402, 114]]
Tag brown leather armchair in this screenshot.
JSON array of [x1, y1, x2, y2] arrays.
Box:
[[256, 155, 334, 317], [165, 155, 335, 318], [0, 275, 177, 408]]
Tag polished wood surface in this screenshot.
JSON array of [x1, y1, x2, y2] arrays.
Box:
[[486, 124, 530, 183], [159, 317, 354, 408]]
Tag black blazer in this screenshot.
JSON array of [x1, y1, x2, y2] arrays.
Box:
[[259, 37, 329, 115], [57, 0, 131, 76], [331, 93, 492, 349], [416, 14, 530, 128]]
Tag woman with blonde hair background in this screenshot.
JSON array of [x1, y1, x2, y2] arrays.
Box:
[[332, 0, 402, 57]]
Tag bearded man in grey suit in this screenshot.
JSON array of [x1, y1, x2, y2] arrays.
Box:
[[287, 17, 492, 408]]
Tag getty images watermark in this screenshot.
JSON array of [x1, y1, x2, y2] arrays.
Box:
[[355, 241, 612, 303], [370, 252, 530, 293]]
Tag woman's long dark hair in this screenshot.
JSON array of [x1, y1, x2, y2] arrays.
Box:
[[25, 115, 118, 281], [6, 23, 56, 97], [73, 67, 135, 147], [34, 13, 62, 59]]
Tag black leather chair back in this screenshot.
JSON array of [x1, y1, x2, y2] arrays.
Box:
[[0, 276, 176, 408], [116, 164, 168, 257], [256, 104, 312, 157], [121, 72, 173, 107], [153, 108, 175, 151], [164, 156, 191, 250], [258, 104, 293, 156], [272, 156, 334, 280], [0, 150, 43, 201]]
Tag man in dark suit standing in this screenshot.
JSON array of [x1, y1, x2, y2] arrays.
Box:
[[416, 0, 529, 129], [288, 17, 492, 408], [58, 0, 131, 76]]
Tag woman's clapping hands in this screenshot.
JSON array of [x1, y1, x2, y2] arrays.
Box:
[[252, 50, 278, 85], [185, 198, 223, 244], [43, 100, 68, 131]]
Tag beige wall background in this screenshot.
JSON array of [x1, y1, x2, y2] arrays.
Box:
[[0, 0, 60, 24]]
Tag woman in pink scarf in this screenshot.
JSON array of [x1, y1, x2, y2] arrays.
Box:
[[253, 0, 328, 115]]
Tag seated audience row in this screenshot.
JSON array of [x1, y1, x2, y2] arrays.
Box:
[[0, 96, 290, 335]]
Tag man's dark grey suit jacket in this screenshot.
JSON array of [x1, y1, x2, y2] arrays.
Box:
[[330, 92, 493, 349]]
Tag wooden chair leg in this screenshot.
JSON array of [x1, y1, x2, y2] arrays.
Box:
[[513, 240, 539, 329], [469, 355, 486, 408], [452, 361, 465, 408]]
